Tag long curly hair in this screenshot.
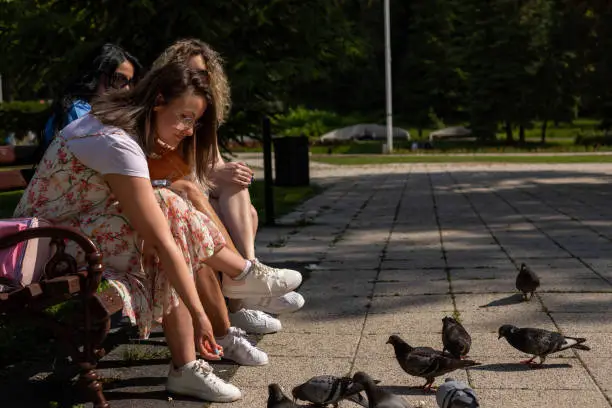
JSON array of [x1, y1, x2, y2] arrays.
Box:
[[152, 38, 230, 127]]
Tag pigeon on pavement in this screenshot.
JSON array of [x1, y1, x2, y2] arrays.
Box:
[[516, 263, 540, 300], [352, 371, 410, 408], [386, 335, 480, 391], [442, 316, 472, 359], [498, 324, 590, 365], [436, 378, 479, 408], [268, 383, 298, 408], [292, 375, 368, 407]]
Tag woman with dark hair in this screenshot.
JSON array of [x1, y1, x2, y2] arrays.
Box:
[[42, 43, 143, 148], [15, 62, 302, 402]]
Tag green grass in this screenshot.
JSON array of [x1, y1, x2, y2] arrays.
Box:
[[313, 154, 612, 165]]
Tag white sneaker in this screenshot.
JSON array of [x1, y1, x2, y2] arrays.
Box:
[[229, 308, 282, 334], [216, 327, 269, 366], [166, 359, 242, 402], [222, 259, 302, 299], [242, 291, 305, 315]]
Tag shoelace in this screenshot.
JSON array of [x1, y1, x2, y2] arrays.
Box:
[[191, 360, 228, 390], [191, 359, 213, 376], [251, 261, 287, 288], [227, 327, 257, 348]]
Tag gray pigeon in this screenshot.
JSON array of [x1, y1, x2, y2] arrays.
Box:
[[442, 316, 472, 359], [291, 375, 368, 407], [498, 324, 590, 365], [268, 383, 297, 408], [436, 378, 479, 408], [352, 371, 410, 408], [516, 263, 540, 300], [386, 335, 481, 391]]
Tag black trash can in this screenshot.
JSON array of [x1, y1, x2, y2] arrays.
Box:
[[273, 135, 310, 187]]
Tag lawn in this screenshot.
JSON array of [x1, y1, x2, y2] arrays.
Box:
[[228, 118, 609, 155], [312, 154, 612, 166]]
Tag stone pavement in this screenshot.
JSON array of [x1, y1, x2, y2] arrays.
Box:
[[218, 162, 612, 408], [5, 162, 612, 408]]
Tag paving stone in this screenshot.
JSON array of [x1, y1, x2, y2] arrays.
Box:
[[230, 356, 352, 388], [580, 357, 612, 391], [369, 294, 455, 314], [257, 333, 360, 358], [552, 313, 612, 333], [281, 313, 366, 335], [363, 313, 449, 336], [468, 357, 595, 390], [377, 268, 448, 282], [458, 310, 556, 334], [373, 280, 450, 296], [476, 389, 611, 408], [454, 293, 543, 312], [540, 293, 612, 312]]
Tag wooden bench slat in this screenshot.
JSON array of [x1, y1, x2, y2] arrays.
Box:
[[0, 169, 28, 190], [44, 275, 82, 296]]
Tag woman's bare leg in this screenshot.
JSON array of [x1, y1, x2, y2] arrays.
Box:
[[212, 184, 257, 260], [163, 299, 196, 368], [196, 266, 230, 337]]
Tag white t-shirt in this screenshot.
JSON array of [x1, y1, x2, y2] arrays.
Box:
[[61, 114, 150, 179]]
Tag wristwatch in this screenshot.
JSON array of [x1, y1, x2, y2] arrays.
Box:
[[151, 179, 172, 188]]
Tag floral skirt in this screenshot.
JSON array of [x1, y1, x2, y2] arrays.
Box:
[[104, 188, 225, 339]]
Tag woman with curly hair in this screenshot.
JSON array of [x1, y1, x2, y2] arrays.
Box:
[[149, 39, 305, 334]]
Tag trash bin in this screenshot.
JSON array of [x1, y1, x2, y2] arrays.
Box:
[[273, 135, 310, 187]]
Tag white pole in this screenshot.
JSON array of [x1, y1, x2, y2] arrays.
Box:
[[383, 0, 393, 153]]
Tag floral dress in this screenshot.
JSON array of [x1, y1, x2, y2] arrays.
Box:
[[14, 130, 225, 339]]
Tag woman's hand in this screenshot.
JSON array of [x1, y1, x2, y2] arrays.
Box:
[[193, 313, 224, 360], [210, 162, 253, 188]]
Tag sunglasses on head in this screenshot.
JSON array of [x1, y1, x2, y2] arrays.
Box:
[[109, 72, 134, 89]]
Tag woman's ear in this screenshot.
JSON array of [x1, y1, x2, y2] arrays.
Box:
[[153, 94, 164, 111]]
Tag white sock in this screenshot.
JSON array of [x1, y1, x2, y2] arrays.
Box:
[[233, 260, 252, 281]]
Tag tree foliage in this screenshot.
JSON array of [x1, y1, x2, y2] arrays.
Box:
[[1, 0, 610, 141]]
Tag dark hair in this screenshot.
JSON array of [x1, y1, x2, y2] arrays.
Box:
[[91, 62, 217, 184], [48, 43, 143, 136]]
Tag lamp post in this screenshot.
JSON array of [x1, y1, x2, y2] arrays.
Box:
[[384, 0, 393, 153]]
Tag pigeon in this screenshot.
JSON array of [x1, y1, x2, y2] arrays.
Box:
[[436, 378, 479, 408], [442, 316, 472, 359], [498, 324, 590, 365], [352, 371, 410, 408], [292, 375, 368, 407], [516, 263, 540, 300], [268, 383, 298, 408], [386, 335, 481, 391]]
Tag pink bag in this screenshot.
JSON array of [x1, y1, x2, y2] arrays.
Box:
[[0, 217, 53, 292]]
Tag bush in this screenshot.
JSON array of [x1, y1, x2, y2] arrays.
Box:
[[272, 106, 373, 139], [0, 100, 51, 144], [574, 133, 612, 146]]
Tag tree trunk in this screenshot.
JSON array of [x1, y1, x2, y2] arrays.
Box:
[[505, 121, 513, 143], [418, 128, 423, 138], [519, 125, 525, 144], [540, 120, 548, 144]]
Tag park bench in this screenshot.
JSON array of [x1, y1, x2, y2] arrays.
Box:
[[0, 145, 123, 408]]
